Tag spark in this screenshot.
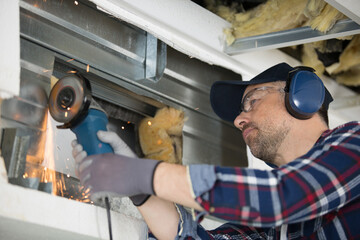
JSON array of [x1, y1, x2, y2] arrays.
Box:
[[147, 121, 152, 126], [121, 126, 125, 130], [66, 58, 74, 62], [74, 1, 78, 5], [86, 64, 90, 72]]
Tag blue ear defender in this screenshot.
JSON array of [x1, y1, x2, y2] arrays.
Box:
[[284, 66, 325, 119]]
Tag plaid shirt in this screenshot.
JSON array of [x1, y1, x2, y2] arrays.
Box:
[[150, 121, 360, 239]]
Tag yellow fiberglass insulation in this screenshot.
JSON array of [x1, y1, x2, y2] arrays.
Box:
[[332, 35, 360, 86], [208, 0, 346, 45], [231, 0, 308, 39], [207, 0, 359, 87], [138, 107, 186, 164]]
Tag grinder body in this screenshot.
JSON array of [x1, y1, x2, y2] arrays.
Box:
[[71, 108, 113, 155], [49, 75, 113, 156]]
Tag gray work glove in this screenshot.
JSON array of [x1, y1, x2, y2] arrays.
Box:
[[71, 130, 154, 206], [78, 153, 161, 204], [97, 130, 153, 206], [97, 130, 136, 158]]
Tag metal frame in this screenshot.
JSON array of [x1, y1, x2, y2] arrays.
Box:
[[20, 0, 166, 82], [18, 0, 247, 168], [225, 19, 360, 55]]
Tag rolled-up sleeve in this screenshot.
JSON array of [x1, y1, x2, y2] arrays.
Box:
[[188, 164, 217, 199], [147, 203, 209, 239]]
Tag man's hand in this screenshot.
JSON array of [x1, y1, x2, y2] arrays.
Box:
[[97, 130, 136, 157], [71, 130, 159, 205], [71, 130, 136, 175], [78, 153, 161, 203], [72, 140, 87, 177]]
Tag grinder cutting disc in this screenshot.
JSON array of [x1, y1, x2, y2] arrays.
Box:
[[49, 74, 91, 128]]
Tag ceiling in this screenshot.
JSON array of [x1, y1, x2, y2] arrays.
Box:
[[191, 0, 360, 94]]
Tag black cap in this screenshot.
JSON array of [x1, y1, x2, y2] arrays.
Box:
[[210, 62, 333, 122]]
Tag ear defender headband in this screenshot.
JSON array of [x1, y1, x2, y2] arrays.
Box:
[[284, 66, 325, 119]]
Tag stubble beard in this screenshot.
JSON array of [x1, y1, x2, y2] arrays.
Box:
[[245, 120, 290, 164]]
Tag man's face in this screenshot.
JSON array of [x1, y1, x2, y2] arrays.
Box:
[[234, 82, 293, 163]]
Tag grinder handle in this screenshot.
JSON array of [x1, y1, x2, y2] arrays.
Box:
[[71, 109, 113, 155]]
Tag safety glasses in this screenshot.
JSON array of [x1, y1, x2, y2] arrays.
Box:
[[240, 86, 284, 113]]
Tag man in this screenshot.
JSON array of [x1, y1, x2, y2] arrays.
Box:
[[72, 62, 360, 239]]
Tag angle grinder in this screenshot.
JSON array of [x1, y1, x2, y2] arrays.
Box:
[[49, 74, 113, 155], [49, 74, 115, 239]]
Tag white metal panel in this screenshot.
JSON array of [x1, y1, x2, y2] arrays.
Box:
[[0, 182, 147, 240], [326, 0, 360, 25], [0, 0, 20, 98]]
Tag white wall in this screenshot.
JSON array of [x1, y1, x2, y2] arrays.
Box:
[[0, 0, 20, 98]]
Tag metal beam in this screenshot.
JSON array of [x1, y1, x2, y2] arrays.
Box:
[[224, 19, 360, 55]]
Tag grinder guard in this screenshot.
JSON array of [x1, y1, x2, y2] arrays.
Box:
[[49, 74, 113, 155]]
